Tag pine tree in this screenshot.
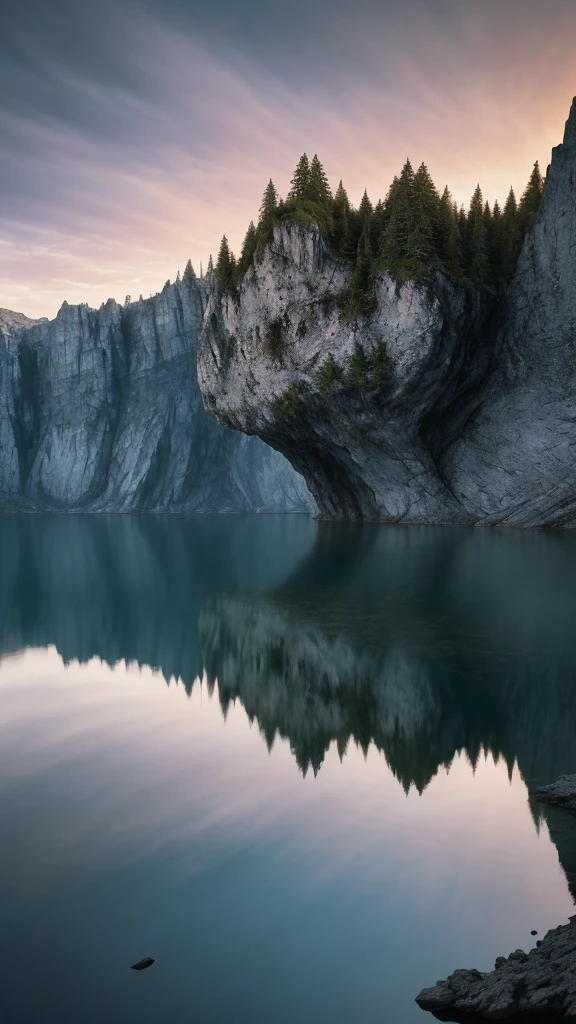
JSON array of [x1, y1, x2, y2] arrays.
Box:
[[288, 154, 310, 201], [372, 199, 388, 247], [183, 259, 195, 282], [259, 179, 278, 221], [407, 162, 439, 269], [176, 269, 181, 283], [486, 200, 502, 284], [207, 255, 214, 275], [236, 221, 258, 281], [331, 180, 351, 256], [519, 161, 544, 234], [358, 189, 373, 224], [437, 186, 462, 278], [215, 236, 236, 293], [465, 185, 489, 283], [499, 187, 520, 283], [349, 230, 375, 316], [380, 160, 415, 275], [308, 155, 331, 207]]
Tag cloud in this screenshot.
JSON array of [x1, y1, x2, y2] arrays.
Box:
[[1, 0, 576, 316]]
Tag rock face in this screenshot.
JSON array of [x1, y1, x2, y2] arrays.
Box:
[[0, 281, 313, 512], [199, 99, 576, 527], [416, 916, 576, 1020]]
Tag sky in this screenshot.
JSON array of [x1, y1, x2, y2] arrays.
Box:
[[2, 0, 576, 319]]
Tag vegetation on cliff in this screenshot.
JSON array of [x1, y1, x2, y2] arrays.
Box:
[[215, 153, 544, 305]]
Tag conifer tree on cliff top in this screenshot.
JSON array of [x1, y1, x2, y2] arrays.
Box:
[[260, 179, 278, 220], [288, 154, 311, 200], [519, 161, 544, 233], [308, 154, 332, 207], [437, 186, 462, 279], [237, 221, 258, 281], [408, 163, 439, 267], [183, 258, 195, 282], [466, 184, 489, 284], [215, 236, 236, 293], [379, 159, 415, 273], [498, 186, 520, 284], [331, 180, 351, 254]]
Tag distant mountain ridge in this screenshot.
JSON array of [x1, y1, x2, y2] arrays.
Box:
[[0, 307, 46, 336]]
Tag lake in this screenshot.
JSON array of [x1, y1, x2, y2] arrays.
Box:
[[1, 514, 575, 1023]]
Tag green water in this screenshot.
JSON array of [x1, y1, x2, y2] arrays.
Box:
[[1, 515, 576, 1023]]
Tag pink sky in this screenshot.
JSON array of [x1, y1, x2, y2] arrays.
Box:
[[2, 0, 576, 318]]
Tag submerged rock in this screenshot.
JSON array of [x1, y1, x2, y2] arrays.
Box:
[[199, 98, 576, 528], [534, 775, 576, 812], [416, 917, 576, 1020], [0, 281, 313, 512]]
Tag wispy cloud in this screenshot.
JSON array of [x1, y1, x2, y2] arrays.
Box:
[[1, 0, 576, 316]]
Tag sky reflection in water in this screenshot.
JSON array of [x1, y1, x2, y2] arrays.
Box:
[[0, 515, 575, 1023]]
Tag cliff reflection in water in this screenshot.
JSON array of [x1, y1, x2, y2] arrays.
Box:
[[2, 515, 576, 800]]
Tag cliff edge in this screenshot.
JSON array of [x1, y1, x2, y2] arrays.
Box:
[[199, 99, 576, 528]]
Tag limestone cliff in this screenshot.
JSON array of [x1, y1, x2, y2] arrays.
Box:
[[0, 279, 313, 512], [199, 99, 576, 527]]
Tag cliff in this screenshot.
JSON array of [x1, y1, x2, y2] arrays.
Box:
[[199, 99, 576, 528], [0, 279, 313, 512]]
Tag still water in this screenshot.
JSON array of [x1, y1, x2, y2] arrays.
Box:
[[1, 514, 576, 1023]]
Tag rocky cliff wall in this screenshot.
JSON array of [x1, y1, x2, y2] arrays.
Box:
[[0, 279, 313, 512], [199, 99, 576, 528]]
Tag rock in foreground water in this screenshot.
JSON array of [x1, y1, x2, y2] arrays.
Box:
[[416, 916, 576, 1020], [534, 776, 576, 812]]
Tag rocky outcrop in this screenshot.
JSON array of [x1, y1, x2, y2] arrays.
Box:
[[535, 776, 576, 812], [0, 308, 44, 336], [416, 916, 576, 1020], [199, 99, 576, 527], [0, 280, 313, 512]]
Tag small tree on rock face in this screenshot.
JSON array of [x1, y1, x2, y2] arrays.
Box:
[[308, 154, 332, 207], [288, 154, 310, 201], [207, 255, 214, 275], [183, 259, 195, 282], [215, 236, 236, 293]]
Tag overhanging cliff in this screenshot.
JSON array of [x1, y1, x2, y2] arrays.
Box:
[[199, 99, 576, 528]]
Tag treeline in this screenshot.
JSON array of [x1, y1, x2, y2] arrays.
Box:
[[215, 154, 544, 305]]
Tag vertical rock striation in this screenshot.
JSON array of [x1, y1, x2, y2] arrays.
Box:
[[199, 98, 576, 528], [0, 279, 313, 512]]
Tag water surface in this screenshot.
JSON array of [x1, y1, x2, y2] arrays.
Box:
[[1, 515, 576, 1023]]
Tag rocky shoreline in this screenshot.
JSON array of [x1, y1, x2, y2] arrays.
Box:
[[416, 776, 576, 1020]]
